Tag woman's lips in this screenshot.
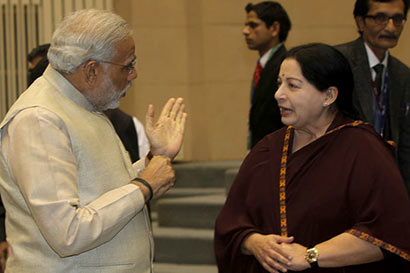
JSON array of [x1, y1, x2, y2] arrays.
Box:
[[279, 106, 292, 116]]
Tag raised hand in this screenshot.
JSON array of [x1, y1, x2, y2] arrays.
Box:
[[145, 97, 187, 159]]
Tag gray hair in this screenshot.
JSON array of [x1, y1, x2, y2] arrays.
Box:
[[48, 9, 132, 74]]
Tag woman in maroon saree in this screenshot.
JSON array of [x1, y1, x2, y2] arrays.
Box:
[[214, 43, 410, 273]]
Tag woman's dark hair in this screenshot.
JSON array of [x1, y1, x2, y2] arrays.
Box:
[[286, 43, 357, 119], [245, 1, 291, 42]]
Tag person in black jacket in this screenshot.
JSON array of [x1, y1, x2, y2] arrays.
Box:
[[243, 1, 291, 148]]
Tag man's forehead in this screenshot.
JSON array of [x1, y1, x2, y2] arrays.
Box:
[[246, 13, 264, 24], [246, 11, 261, 19], [114, 36, 135, 60], [246, 17, 263, 22], [368, 0, 405, 13]]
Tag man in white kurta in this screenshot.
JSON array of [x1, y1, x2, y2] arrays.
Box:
[[0, 9, 186, 273]]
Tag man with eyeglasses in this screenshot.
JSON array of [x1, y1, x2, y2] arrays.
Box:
[[99, 55, 150, 165], [243, 1, 291, 149], [0, 9, 187, 273], [336, 0, 410, 197], [27, 43, 150, 169]]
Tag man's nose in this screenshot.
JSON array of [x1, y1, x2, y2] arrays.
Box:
[[128, 68, 137, 81], [384, 18, 398, 31], [243, 26, 250, 35]]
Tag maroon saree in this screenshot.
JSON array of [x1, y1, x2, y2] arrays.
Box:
[[214, 114, 410, 273]]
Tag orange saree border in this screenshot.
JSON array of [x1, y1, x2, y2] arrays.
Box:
[[279, 120, 409, 261], [279, 126, 291, 236], [347, 229, 410, 261], [279, 121, 365, 237]]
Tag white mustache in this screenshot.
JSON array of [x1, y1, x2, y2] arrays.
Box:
[[120, 82, 131, 96]]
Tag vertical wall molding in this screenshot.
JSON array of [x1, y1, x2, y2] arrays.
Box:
[[0, 0, 113, 119]]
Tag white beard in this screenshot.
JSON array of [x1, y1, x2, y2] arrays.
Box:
[[102, 82, 131, 111]]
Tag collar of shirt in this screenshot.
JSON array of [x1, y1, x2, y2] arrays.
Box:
[[364, 42, 388, 80], [43, 65, 97, 113], [259, 43, 282, 68]]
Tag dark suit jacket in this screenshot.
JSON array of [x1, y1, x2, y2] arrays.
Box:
[[249, 44, 286, 148], [336, 37, 410, 196], [104, 108, 140, 163]]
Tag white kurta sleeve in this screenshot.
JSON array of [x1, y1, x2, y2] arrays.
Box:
[[1, 108, 146, 257]]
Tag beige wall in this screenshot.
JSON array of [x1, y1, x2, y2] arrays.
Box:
[[114, 0, 410, 161]]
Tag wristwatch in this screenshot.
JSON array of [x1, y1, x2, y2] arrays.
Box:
[[305, 247, 319, 269]]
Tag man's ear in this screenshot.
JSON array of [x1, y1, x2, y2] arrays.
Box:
[[270, 21, 280, 38], [323, 86, 338, 106], [83, 60, 99, 84]]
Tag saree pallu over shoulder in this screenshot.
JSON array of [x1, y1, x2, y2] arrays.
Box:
[[279, 121, 368, 237], [214, 114, 410, 273], [280, 121, 409, 261]]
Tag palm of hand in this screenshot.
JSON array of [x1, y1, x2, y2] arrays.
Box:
[[145, 98, 187, 159]]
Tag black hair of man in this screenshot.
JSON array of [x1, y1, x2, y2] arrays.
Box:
[[27, 44, 51, 86], [27, 44, 51, 63], [353, 0, 409, 18], [245, 1, 291, 42]]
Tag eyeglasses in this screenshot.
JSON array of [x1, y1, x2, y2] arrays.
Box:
[[99, 56, 136, 73], [364, 13, 406, 27], [245, 21, 260, 29]]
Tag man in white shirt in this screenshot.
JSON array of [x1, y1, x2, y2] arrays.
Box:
[[0, 9, 186, 273]]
